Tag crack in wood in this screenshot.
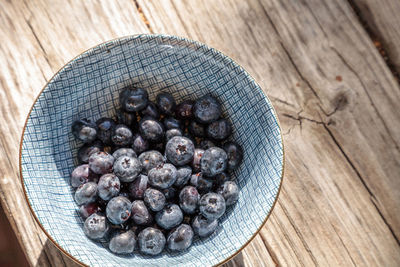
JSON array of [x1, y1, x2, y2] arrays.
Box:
[[24, 18, 52, 70], [330, 222, 358, 266], [259, 234, 280, 266], [133, 0, 154, 33]]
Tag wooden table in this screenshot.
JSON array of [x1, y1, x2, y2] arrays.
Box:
[[1, 0, 399, 266]]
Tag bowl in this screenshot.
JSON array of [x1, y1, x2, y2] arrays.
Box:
[[20, 34, 284, 266]]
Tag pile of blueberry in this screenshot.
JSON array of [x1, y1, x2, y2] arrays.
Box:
[[70, 86, 243, 256]]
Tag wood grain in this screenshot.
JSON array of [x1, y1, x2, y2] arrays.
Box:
[[0, 0, 399, 266]]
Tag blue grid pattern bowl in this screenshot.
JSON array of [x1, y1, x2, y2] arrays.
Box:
[[20, 34, 283, 267]]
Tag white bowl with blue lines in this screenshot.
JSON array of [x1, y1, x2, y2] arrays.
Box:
[[20, 34, 283, 267]]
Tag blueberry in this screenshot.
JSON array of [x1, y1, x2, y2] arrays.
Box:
[[98, 173, 120, 201], [200, 147, 227, 177], [79, 202, 101, 219], [193, 95, 221, 123], [140, 101, 160, 119], [96, 118, 116, 145], [165, 128, 182, 142], [89, 151, 114, 174], [217, 181, 239, 206], [199, 139, 215, 150], [112, 148, 137, 159], [70, 164, 98, 188], [78, 141, 103, 163], [162, 187, 177, 201], [71, 119, 98, 143], [163, 117, 182, 130], [148, 163, 177, 189], [155, 204, 183, 230], [223, 142, 243, 170], [131, 200, 153, 225], [167, 224, 194, 251], [75, 182, 98, 205], [190, 173, 213, 194], [131, 134, 149, 154], [213, 172, 231, 185], [174, 166, 192, 187], [188, 121, 205, 137], [199, 193, 226, 220], [144, 188, 166, 211], [150, 141, 165, 152], [138, 227, 166, 255], [156, 92, 176, 115], [206, 119, 232, 141], [116, 108, 138, 129], [138, 151, 165, 174], [109, 230, 137, 254], [139, 117, 164, 142], [113, 156, 142, 182], [84, 213, 109, 240], [112, 124, 133, 146], [191, 148, 204, 173], [192, 215, 218, 237], [175, 100, 194, 120], [179, 186, 199, 214], [165, 136, 195, 166], [119, 87, 148, 112], [128, 174, 149, 199], [106, 196, 132, 225]]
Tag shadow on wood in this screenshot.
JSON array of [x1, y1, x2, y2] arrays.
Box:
[[222, 252, 245, 267]]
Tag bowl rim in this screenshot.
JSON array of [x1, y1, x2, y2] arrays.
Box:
[[19, 33, 285, 267]]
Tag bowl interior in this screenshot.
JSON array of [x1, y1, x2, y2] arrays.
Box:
[[21, 35, 283, 267]]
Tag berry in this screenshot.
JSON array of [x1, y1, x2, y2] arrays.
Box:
[[156, 92, 176, 115], [71, 119, 97, 143], [150, 141, 165, 152], [75, 182, 98, 205], [138, 227, 166, 255], [112, 124, 133, 146], [128, 174, 148, 199], [140, 102, 159, 119], [144, 188, 166, 212], [223, 142, 243, 170], [163, 117, 182, 130], [138, 150, 165, 174], [89, 151, 114, 174], [217, 181, 239, 206], [192, 215, 218, 237], [165, 128, 182, 141], [96, 118, 116, 145], [162, 187, 177, 201], [70, 164, 98, 188], [139, 117, 164, 142], [206, 119, 232, 141], [200, 147, 228, 177], [84, 213, 109, 240], [190, 173, 213, 194], [213, 172, 231, 186], [148, 163, 177, 189], [165, 136, 195, 166], [113, 156, 142, 182], [131, 134, 149, 154], [79, 202, 101, 219], [119, 87, 148, 112], [112, 148, 137, 160], [175, 100, 194, 120], [106, 196, 131, 225], [188, 121, 205, 137], [97, 173, 120, 201], [109, 230, 136, 254], [179, 186, 199, 214], [131, 200, 153, 225], [199, 139, 215, 150], [199, 193, 226, 220], [174, 166, 192, 188], [193, 95, 221, 123], [191, 148, 204, 173], [167, 224, 194, 251], [116, 108, 138, 129], [78, 141, 103, 163], [155, 204, 183, 230]]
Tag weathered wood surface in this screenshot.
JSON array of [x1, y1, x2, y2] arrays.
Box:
[[0, 0, 399, 266]]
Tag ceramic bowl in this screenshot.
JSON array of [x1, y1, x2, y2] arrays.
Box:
[[20, 34, 283, 266]]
